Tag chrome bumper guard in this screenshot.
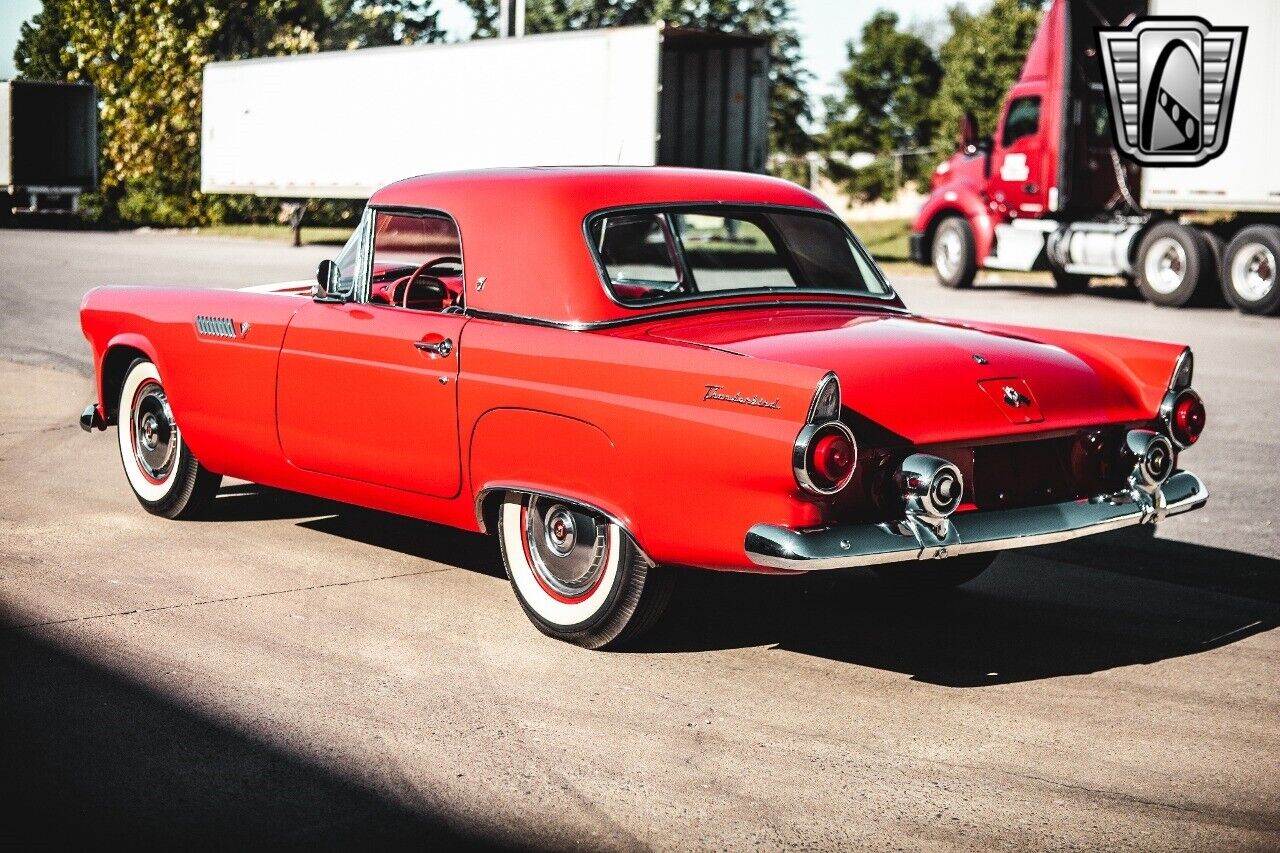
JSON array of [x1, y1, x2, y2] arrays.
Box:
[[745, 470, 1208, 571]]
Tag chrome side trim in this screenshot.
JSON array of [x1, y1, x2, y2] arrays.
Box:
[[805, 371, 840, 424], [745, 470, 1208, 571], [462, 297, 911, 332], [1168, 347, 1194, 393], [473, 485, 655, 566]]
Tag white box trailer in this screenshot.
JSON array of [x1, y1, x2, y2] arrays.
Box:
[[201, 25, 769, 199], [1140, 0, 1280, 212]]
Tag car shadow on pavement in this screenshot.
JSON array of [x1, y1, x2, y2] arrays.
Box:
[[200, 485, 1278, 687], [0, 616, 509, 849], [641, 527, 1280, 687], [204, 483, 505, 578]]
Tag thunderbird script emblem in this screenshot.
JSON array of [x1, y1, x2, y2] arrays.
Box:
[[1097, 17, 1247, 166], [703, 385, 781, 410]]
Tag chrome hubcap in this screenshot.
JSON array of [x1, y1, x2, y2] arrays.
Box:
[[525, 498, 608, 599], [1230, 242, 1275, 302], [935, 229, 962, 278], [132, 382, 177, 481], [1145, 237, 1187, 294]]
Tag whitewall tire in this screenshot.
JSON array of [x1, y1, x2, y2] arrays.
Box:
[[116, 358, 221, 519], [498, 492, 673, 649]]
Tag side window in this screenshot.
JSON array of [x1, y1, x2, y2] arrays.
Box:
[[672, 213, 797, 292], [329, 223, 364, 299], [370, 211, 462, 310], [1002, 96, 1041, 147], [372, 212, 460, 272]]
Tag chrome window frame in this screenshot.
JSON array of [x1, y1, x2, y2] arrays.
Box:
[[582, 201, 900, 311], [354, 204, 467, 309]]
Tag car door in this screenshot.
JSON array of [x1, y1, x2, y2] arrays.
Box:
[[990, 92, 1048, 218], [276, 208, 467, 498]]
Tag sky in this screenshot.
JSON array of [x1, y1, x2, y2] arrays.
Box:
[[1, 0, 974, 109]]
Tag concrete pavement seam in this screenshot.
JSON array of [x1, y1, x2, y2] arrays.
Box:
[[5, 565, 451, 631]]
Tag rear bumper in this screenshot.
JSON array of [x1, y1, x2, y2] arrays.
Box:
[[745, 470, 1207, 571], [908, 233, 927, 265]]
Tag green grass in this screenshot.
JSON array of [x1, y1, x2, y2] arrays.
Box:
[[849, 217, 914, 263], [194, 223, 352, 246]]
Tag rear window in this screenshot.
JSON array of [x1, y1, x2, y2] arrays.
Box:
[[589, 206, 891, 305]]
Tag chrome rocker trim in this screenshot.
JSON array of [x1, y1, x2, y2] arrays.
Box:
[[745, 470, 1208, 571]]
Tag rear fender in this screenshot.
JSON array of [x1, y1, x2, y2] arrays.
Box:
[[469, 409, 635, 541]]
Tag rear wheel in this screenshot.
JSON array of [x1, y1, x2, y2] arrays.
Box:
[[498, 492, 674, 649], [117, 358, 221, 519], [872, 553, 996, 590], [1135, 222, 1215, 307], [932, 217, 978, 289], [1221, 225, 1280, 315]]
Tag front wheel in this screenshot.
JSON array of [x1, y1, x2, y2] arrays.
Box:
[[932, 217, 978, 289], [498, 492, 673, 649], [117, 358, 222, 519]]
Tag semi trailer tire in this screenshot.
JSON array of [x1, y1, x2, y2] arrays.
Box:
[[1135, 222, 1216, 308], [1221, 225, 1280, 315], [932, 217, 978, 289]]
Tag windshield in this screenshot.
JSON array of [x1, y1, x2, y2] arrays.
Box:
[[589, 206, 892, 305]]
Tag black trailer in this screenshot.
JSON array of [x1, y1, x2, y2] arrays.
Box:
[[1, 80, 98, 215]]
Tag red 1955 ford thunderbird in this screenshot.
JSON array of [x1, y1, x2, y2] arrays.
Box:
[[79, 167, 1208, 648]]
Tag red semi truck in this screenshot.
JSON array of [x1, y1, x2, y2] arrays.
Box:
[[910, 0, 1280, 315]]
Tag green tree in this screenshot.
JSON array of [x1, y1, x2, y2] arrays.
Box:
[[821, 10, 941, 200], [931, 0, 1045, 161], [461, 0, 813, 155], [321, 0, 446, 49], [12, 0, 75, 81]]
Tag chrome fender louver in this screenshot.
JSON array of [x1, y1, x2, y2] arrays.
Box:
[[194, 315, 238, 339]]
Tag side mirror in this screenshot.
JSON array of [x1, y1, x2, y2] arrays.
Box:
[[313, 259, 345, 303]]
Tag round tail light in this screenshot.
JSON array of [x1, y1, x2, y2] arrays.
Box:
[[1171, 390, 1205, 446], [794, 422, 858, 495]]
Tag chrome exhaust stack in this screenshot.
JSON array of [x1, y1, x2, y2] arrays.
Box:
[[896, 453, 964, 557], [1120, 429, 1174, 522]]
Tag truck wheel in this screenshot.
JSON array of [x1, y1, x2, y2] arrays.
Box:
[[932, 218, 978, 289], [117, 358, 222, 519], [1221, 225, 1280, 315], [1135, 222, 1215, 307], [498, 492, 674, 649]]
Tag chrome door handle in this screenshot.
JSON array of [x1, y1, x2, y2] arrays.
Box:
[[414, 337, 453, 357]]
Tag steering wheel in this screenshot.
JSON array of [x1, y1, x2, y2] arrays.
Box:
[[399, 260, 450, 309]]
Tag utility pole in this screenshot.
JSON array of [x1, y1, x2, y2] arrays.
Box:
[[498, 0, 526, 37]]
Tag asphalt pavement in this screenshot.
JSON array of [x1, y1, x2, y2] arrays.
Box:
[[1, 227, 1278, 850]]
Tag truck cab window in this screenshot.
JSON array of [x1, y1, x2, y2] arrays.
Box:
[[1002, 96, 1041, 147]]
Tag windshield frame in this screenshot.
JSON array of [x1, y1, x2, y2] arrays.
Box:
[[583, 202, 898, 310]]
